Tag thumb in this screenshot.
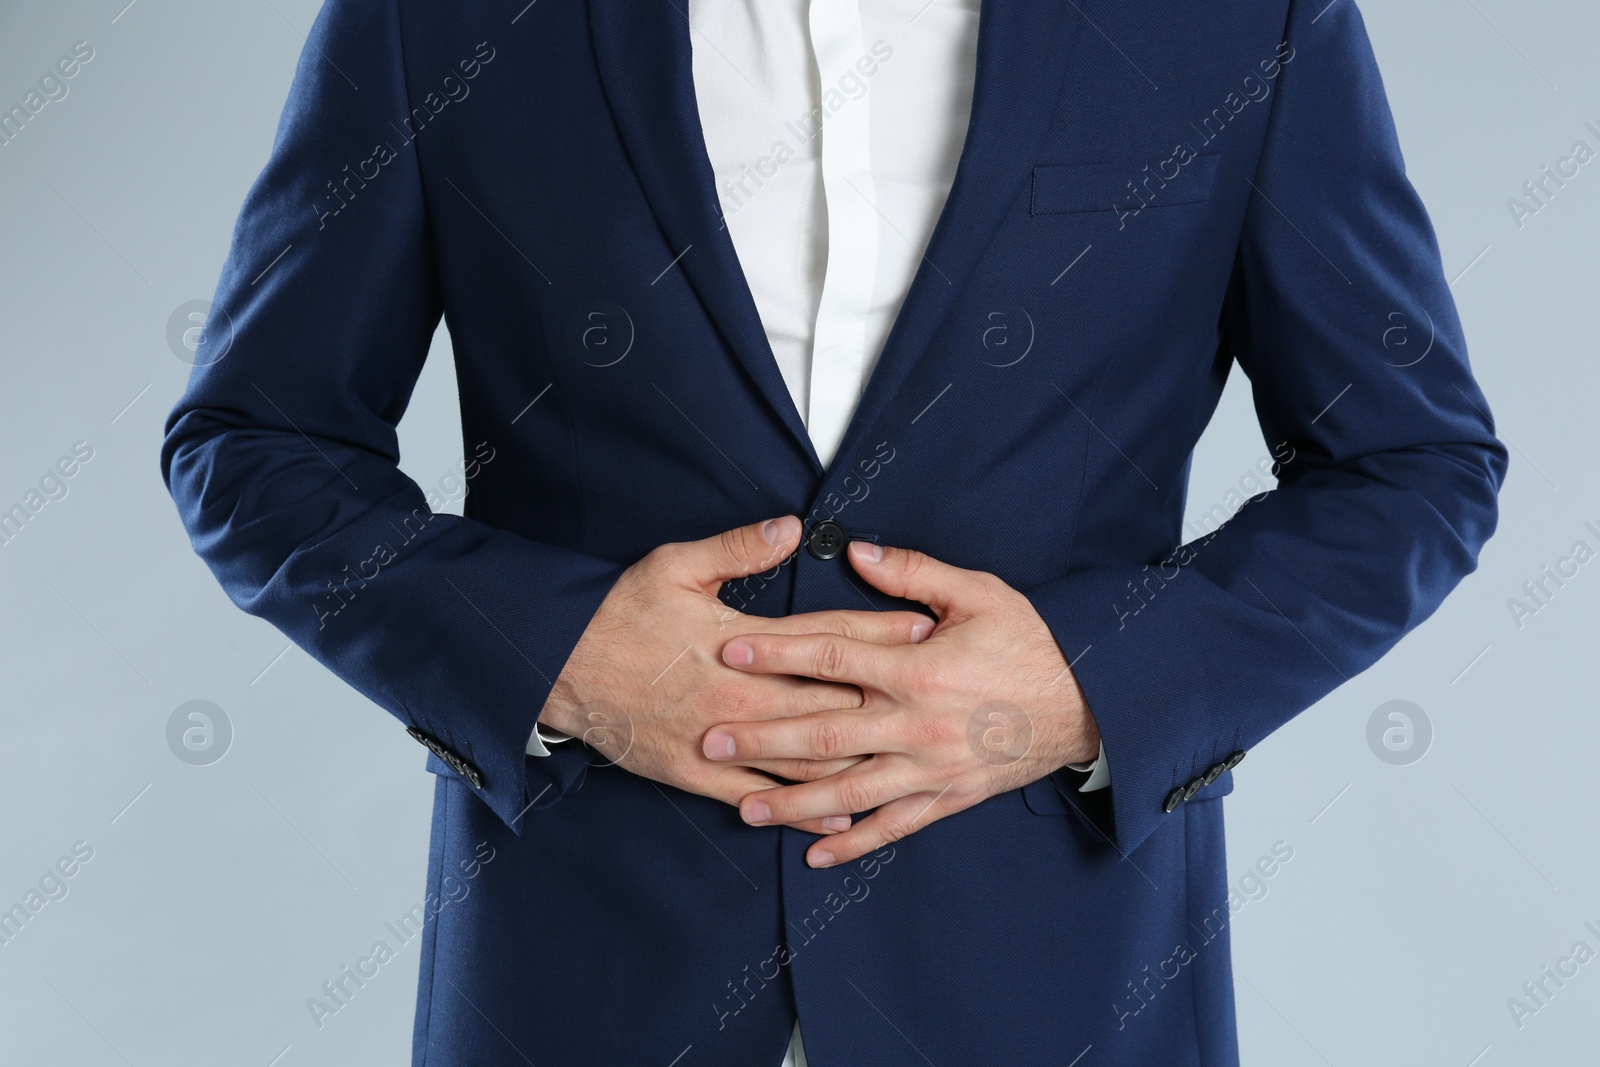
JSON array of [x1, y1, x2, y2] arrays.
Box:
[[676, 515, 801, 590], [846, 541, 977, 618]]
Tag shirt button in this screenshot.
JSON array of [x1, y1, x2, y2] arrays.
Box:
[[806, 520, 847, 561]]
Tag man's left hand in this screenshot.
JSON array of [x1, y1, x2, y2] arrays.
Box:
[[703, 540, 1101, 868]]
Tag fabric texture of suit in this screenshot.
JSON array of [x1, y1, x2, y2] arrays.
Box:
[[162, 0, 1506, 1063]]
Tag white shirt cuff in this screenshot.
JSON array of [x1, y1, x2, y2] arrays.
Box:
[[525, 721, 575, 757], [1065, 740, 1110, 792]]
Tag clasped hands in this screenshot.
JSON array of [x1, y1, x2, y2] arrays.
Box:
[[539, 516, 1100, 868]]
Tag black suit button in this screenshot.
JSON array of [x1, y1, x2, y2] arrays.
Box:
[[456, 760, 484, 789], [806, 520, 847, 561], [407, 726, 484, 789], [1164, 786, 1186, 813], [1183, 778, 1205, 800], [1202, 762, 1225, 785], [1223, 749, 1246, 771]]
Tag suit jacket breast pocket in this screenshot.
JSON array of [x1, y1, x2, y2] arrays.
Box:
[[1030, 153, 1221, 216]]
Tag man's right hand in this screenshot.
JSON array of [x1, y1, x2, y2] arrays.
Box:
[[538, 516, 933, 834]]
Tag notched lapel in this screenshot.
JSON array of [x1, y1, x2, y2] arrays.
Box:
[[587, 0, 822, 471]]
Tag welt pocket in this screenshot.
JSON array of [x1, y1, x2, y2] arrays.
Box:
[[1030, 153, 1221, 216]]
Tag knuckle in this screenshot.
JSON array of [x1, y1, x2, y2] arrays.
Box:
[[825, 614, 861, 641], [791, 759, 838, 782], [837, 777, 876, 815], [875, 815, 914, 844], [900, 550, 933, 583], [743, 732, 771, 760], [767, 760, 809, 781], [810, 719, 849, 760], [646, 541, 688, 579], [710, 780, 750, 808], [814, 639, 851, 680], [717, 526, 746, 562], [980, 572, 1017, 606], [799, 682, 854, 713]]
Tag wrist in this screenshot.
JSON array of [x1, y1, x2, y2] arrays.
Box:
[[539, 677, 581, 738], [1051, 687, 1100, 769], [1078, 704, 1101, 763]]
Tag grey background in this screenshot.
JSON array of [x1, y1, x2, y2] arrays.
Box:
[[1, 0, 1595, 1064]]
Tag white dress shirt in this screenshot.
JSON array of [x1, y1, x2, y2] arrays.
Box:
[[538, 4, 1103, 1062]]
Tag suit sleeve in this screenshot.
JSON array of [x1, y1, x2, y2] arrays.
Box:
[[1023, 0, 1507, 854], [161, 0, 625, 833]]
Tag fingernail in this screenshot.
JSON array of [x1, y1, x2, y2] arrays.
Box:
[[744, 799, 772, 825], [850, 541, 884, 563], [703, 729, 736, 760], [763, 516, 799, 545], [723, 641, 753, 667], [822, 816, 850, 833], [910, 618, 934, 643], [810, 849, 836, 868]]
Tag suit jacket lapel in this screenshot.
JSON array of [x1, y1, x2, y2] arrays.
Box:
[[588, 0, 1086, 481], [588, 0, 824, 472], [826, 2, 1085, 474]]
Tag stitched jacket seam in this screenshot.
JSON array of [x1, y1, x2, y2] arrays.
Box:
[[417, 776, 450, 1065]]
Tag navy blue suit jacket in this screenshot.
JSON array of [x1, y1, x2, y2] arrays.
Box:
[[163, 0, 1505, 1063]]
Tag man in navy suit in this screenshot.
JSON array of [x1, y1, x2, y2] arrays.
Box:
[[164, 0, 1504, 1063]]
